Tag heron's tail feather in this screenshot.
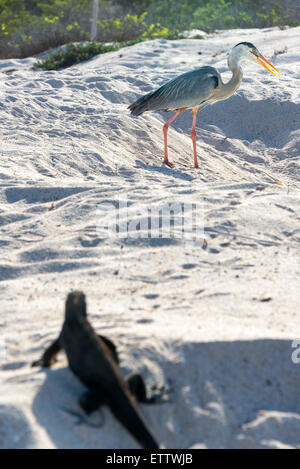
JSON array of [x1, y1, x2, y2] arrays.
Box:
[[128, 91, 155, 116]]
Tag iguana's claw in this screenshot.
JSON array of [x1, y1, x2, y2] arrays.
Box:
[[31, 357, 57, 368], [60, 406, 105, 428], [31, 359, 48, 368], [148, 385, 173, 403]]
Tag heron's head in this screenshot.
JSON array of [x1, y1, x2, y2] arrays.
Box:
[[230, 42, 280, 76]]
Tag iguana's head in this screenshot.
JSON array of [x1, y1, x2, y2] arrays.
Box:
[[65, 291, 87, 320]]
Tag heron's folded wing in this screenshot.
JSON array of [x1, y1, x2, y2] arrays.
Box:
[[143, 67, 219, 112]]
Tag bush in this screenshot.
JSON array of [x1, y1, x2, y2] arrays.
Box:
[[34, 41, 123, 70]]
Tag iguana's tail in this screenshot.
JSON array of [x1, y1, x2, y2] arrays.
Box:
[[109, 389, 159, 449]]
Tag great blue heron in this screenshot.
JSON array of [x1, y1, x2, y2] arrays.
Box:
[[128, 42, 279, 168]]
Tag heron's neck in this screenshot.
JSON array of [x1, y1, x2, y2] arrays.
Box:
[[224, 56, 243, 96]]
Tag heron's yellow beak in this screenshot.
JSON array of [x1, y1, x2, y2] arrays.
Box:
[[256, 55, 280, 77]]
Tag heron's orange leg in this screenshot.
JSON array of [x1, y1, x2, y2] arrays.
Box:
[[163, 110, 182, 167], [191, 107, 199, 169]]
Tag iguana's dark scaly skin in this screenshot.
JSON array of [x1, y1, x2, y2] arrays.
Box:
[[32, 291, 160, 449]]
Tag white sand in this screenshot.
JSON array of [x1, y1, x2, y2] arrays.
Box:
[[0, 26, 299, 449]]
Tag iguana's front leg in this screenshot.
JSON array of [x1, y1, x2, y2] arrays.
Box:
[[32, 337, 62, 368], [98, 335, 119, 364]]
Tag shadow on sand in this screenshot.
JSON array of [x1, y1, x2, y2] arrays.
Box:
[[31, 338, 300, 448]]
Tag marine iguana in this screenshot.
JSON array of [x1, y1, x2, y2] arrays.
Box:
[[32, 291, 161, 449]]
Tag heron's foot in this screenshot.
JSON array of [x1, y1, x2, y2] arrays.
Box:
[[163, 159, 174, 168]]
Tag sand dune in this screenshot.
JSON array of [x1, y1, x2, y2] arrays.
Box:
[[0, 26, 299, 448]]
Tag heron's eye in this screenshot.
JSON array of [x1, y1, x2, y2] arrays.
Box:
[[252, 48, 256, 53]]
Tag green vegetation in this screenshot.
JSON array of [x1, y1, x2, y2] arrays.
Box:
[[0, 0, 299, 61], [34, 42, 121, 70], [130, 0, 300, 31]]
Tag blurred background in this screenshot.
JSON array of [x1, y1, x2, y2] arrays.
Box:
[[0, 0, 299, 59]]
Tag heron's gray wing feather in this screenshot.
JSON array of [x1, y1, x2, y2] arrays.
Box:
[[129, 67, 219, 115]]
